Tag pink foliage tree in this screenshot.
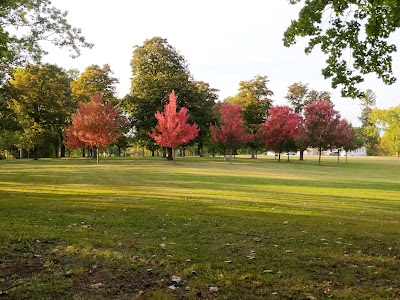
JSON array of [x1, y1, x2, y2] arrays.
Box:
[[303, 100, 342, 165], [210, 102, 251, 163], [332, 119, 355, 163], [64, 94, 127, 164], [148, 91, 199, 161], [259, 106, 301, 161]]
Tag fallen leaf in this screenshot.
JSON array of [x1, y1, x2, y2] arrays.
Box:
[[171, 275, 182, 283], [90, 283, 104, 289], [209, 287, 219, 292]]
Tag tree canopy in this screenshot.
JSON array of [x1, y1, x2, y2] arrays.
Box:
[[0, 0, 92, 85], [8, 64, 73, 159], [210, 102, 251, 163], [125, 36, 216, 155], [284, 0, 400, 98], [148, 91, 199, 161], [71, 64, 119, 105], [65, 94, 127, 164]]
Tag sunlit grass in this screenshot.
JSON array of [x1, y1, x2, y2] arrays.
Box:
[[0, 156, 399, 299]]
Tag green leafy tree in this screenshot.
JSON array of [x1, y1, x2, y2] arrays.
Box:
[[371, 105, 400, 157], [284, 1, 399, 98], [71, 64, 119, 105], [286, 82, 331, 114], [8, 64, 73, 159], [0, 0, 92, 86], [285, 82, 309, 114], [359, 89, 379, 155], [285, 82, 331, 159], [228, 75, 274, 158], [124, 37, 215, 156]]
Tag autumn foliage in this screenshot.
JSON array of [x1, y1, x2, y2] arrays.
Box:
[[64, 94, 126, 163], [148, 91, 199, 160], [260, 106, 301, 161], [210, 102, 251, 162], [303, 100, 342, 165]]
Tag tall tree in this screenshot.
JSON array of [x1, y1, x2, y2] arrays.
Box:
[[64, 94, 127, 164], [125, 37, 215, 156], [359, 89, 379, 155], [260, 106, 301, 162], [8, 64, 73, 159], [229, 75, 274, 158], [148, 91, 199, 162], [286, 82, 331, 114], [71, 64, 119, 105], [285, 82, 331, 160], [126, 37, 190, 154], [210, 102, 250, 163], [371, 105, 400, 157], [0, 0, 92, 86], [186, 81, 218, 157], [303, 100, 342, 165], [285, 82, 309, 114], [284, 1, 399, 98]]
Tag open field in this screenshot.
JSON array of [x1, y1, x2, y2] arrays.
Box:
[[0, 156, 399, 299]]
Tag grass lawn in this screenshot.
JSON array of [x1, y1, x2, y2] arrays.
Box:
[[0, 155, 399, 299]]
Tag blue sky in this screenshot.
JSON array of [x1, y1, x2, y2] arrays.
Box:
[[45, 0, 400, 126]]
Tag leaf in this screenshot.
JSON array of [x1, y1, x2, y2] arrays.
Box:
[[209, 287, 219, 292]]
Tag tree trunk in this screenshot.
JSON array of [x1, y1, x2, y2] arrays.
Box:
[[318, 147, 322, 166], [173, 149, 176, 164], [82, 148, 86, 157], [162, 147, 167, 158], [229, 147, 232, 164], [251, 148, 256, 159], [198, 142, 204, 157], [54, 142, 59, 158], [19, 148, 24, 159], [346, 151, 348, 163], [151, 150, 155, 157], [96, 147, 99, 164], [33, 146, 39, 160], [337, 152, 340, 164], [118, 146, 121, 157], [60, 144, 66, 158], [166, 147, 173, 160], [299, 149, 305, 161]]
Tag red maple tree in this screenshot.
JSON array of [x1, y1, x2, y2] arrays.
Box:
[[332, 118, 355, 163], [259, 106, 301, 161], [303, 100, 341, 165], [210, 102, 251, 163], [148, 91, 199, 161], [64, 94, 126, 164]]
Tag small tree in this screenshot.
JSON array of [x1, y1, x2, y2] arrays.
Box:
[[148, 91, 199, 162], [332, 119, 355, 163], [304, 101, 341, 165], [210, 102, 251, 163], [260, 106, 301, 162], [64, 94, 125, 164]]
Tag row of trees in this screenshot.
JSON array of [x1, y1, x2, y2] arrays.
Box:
[[147, 90, 356, 165], [0, 63, 125, 159], [0, 36, 398, 160]]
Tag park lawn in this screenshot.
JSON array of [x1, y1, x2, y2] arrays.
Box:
[[0, 156, 399, 299]]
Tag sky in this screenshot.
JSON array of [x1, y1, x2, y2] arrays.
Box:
[[44, 0, 400, 126]]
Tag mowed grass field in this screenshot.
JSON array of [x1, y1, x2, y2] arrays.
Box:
[[0, 156, 399, 299]]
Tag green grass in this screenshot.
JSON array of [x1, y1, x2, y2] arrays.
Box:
[[0, 156, 399, 299]]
